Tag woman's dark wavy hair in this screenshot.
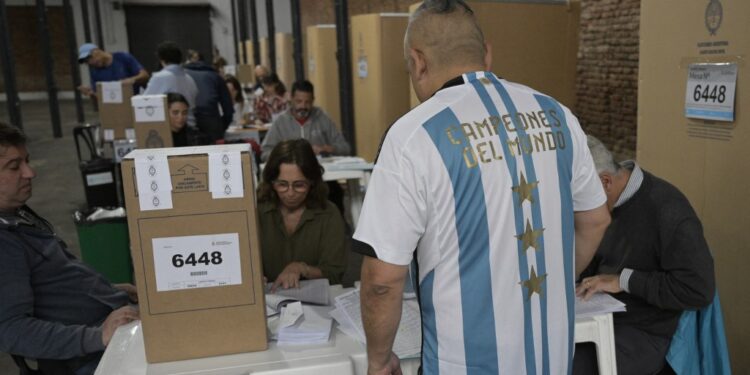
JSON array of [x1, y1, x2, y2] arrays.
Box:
[[260, 72, 286, 97], [224, 74, 244, 103], [257, 139, 328, 209]]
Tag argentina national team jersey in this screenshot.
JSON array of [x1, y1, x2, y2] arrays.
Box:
[[353, 72, 606, 375]]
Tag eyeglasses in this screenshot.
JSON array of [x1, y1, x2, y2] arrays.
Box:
[[272, 180, 311, 192]]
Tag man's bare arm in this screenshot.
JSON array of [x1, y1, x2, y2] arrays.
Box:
[[121, 69, 150, 86], [574, 203, 610, 278], [360, 256, 408, 374]]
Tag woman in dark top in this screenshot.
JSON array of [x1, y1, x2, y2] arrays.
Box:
[[257, 139, 346, 289], [167, 92, 189, 147]]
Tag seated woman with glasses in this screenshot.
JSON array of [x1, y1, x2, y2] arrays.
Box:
[[257, 139, 347, 290]]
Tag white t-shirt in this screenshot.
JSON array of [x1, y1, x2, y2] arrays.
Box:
[[353, 72, 605, 375]]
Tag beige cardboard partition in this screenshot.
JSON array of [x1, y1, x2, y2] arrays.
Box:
[[638, 1, 749, 372], [121, 144, 267, 363], [275, 33, 295, 88], [130, 95, 173, 149], [407, 1, 580, 109], [244, 40, 256, 68], [351, 13, 410, 162], [236, 64, 255, 85], [260, 37, 270, 69], [306, 24, 341, 129], [97, 82, 135, 140]]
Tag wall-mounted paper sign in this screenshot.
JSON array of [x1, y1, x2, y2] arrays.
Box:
[[358, 56, 368, 79], [134, 154, 173, 210], [101, 81, 123, 104], [308, 57, 316, 73], [224, 64, 237, 76], [151, 233, 242, 292], [131, 95, 167, 123], [685, 63, 737, 122], [208, 151, 244, 199]]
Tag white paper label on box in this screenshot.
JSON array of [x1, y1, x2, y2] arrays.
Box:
[[224, 65, 237, 76], [103, 129, 115, 141], [101, 81, 123, 104], [308, 57, 315, 73], [685, 63, 737, 122], [86, 171, 114, 186], [125, 128, 136, 140], [132, 96, 166, 123], [134, 154, 173, 210], [152, 233, 242, 292], [113, 140, 137, 163], [208, 151, 244, 199]]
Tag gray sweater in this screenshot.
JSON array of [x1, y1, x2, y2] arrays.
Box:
[[261, 107, 350, 161], [0, 207, 130, 360]]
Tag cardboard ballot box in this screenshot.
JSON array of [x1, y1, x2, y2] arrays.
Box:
[[130, 95, 173, 149], [97, 81, 134, 141], [121, 144, 267, 363]]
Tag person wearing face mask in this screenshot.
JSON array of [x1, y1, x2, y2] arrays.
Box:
[[256, 139, 347, 290], [260, 80, 350, 162]]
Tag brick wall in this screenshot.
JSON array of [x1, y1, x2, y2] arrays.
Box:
[[0, 6, 73, 93], [575, 0, 640, 159]]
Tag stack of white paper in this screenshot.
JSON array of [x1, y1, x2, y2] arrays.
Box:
[[265, 279, 331, 316], [277, 305, 333, 346], [575, 293, 627, 318], [330, 289, 421, 359]]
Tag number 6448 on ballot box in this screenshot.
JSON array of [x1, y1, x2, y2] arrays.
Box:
[[121, 144, 267, 363]]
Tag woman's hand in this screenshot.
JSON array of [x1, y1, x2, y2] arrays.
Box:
[[271, 262, 308, 292]]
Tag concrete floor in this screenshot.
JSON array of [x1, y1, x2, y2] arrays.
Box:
[[0, 99, 363, 374]]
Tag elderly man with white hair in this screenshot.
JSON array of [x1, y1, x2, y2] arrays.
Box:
[[574, 136, 716, 375]]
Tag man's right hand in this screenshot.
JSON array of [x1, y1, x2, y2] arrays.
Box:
[[101, 306, 139, 346], [77, 85, 94, 97]]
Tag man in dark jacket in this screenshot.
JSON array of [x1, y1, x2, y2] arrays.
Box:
[[0, 122, 138, 375], [184, 53, 234, 143], [573, 136, 716, 375]]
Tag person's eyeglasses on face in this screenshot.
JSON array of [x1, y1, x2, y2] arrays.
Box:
[[272, 180, 311, 193]]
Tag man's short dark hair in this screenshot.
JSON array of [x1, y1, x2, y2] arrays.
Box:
[[416, 0, 474, 15], [157, 41, 182, 65], [0, 122, 27, 148], [291, 80, 314, 96]]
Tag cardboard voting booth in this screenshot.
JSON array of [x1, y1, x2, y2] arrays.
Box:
[[408, 1, 581, 109], [306, 24, 341, 130], [638, 0, 749, 371], [351, 13, 410, 162], [121, 144, 267, 363], [130, 95, 173, 149], [97, 81, 135, 141], [275, 33, 295, 88]]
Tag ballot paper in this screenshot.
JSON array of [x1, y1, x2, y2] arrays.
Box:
[[265, 279, 330, 315], [277, 305, 333, 346], [330, 289, 422, 359], [575, 293, 627, 319]]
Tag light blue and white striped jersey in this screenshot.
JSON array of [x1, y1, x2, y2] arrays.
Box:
[[354, 72, 606, 375]]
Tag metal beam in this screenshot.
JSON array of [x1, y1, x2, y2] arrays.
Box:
[[248, 0, 260, 67], [80, 0, 92, 42], [334, 0, 355, 154], [64, 0, 84, 124], [265, 0, 275, 72], [231, 0, 241, 64], [92, 0, 104, 48], [0, 0, 22, 129], [290, 0, 303, 82], [35, 0, 62, 138]]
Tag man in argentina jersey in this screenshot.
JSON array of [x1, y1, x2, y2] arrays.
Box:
[[353, 1, 611, 374]]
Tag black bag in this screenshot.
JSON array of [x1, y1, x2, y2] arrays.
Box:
[[74, 125, 119, 208]]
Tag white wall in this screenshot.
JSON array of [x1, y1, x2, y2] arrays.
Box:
[[254, 0, 291, 38]]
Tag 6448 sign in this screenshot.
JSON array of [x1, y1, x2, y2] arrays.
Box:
[[172, 251, 223, 267], [684, 63, 737, 122]]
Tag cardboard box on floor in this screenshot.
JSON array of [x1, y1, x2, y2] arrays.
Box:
[[638, 0, 749, 372], [97, 81, 134, 140], [121, 144, 267, 363], [130, 95, 173, 149]]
